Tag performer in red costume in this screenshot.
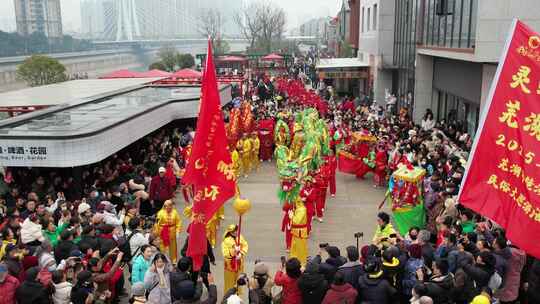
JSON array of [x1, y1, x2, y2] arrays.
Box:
[[258, 118, 275, 161], [355, 142, 376, 179], [314, 167, 329, 222], [281, 201, 293, 251], [373, 144, 388, 187], [299, 180, 316, 233], [325, 153, 337, 197]]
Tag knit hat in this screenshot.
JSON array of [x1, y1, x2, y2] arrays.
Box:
[[77, 202, 91, 214], [39, 254, 56, 269], [131, 282, 146, 297], [254, 262, 269, 275], [304, 261, 319, 274], [101, 201, 114, 212]]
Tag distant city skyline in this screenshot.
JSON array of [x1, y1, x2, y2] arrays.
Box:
[[0, 0, 342, 34]]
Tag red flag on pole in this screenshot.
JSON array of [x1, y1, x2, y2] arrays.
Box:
[[184, 38, 237, 270], [459, 20, 540, 259]]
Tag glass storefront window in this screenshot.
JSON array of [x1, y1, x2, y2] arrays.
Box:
[[423, 0, 477, 49], [434, 89, 479, 135]]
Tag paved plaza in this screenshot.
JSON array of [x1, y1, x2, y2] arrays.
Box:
[[183, 160, 389, 299]]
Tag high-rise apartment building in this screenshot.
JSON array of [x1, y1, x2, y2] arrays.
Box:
[[14, 0, 63, 38]]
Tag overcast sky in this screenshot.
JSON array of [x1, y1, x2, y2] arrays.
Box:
[[0, 0, 342, 33]]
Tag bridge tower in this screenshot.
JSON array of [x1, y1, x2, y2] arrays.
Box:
[[115, 0, 141, 41]]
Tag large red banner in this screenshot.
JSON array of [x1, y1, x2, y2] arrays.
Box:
[[183, 39, 237, 269], [459, 20, 540, 258]]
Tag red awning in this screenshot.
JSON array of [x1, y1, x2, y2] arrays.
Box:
[[171, 68, 202, 79], [261, 53, 284, 61], [216, 55, 248, 62], [99, 69, 144, 79], [138, 69, 172, 77]]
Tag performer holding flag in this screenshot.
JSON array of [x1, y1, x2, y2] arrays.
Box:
[[183, 38, 238, 271]]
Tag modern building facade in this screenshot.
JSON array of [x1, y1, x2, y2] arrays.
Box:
[[348, 0, 360, 55], [358, 0, 395, 104], [14, 0, 63, 39], [355, 0, 540, 136], [414, 0, 540, 136]]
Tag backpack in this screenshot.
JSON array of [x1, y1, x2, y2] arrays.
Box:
[[118, 231, 140, 263], [488, 271, 502, 293]]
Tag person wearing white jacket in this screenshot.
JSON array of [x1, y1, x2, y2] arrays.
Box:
[[20, 214, 45, 245], [51, 270, 72, 304], [99, 201, 125, 232]]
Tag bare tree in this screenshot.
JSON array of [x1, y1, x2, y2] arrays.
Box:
[[234, 1, 286, 53], [199, 8, 229, 54]]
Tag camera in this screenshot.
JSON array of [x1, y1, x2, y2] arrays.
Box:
[[280, 256, 286, 266], [354, 232, 364, 238]]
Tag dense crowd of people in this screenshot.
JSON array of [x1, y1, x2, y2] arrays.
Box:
[[0, 62, 539, 304]]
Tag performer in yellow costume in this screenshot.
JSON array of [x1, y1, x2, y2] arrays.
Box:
[[154, 200, 182, 263], [221, 224, 248, 294], [236, 138, 244, 177], [289, 198, 309, 266], [231, 146, 241, 179], [251, 132, 260, 171], [241, 135, 252, 177]]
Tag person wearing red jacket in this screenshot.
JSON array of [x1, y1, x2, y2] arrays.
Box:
[[274, 258, 303, 304], [149, 167, 175, 212], [0, 263, 19, 304], [322, 271, 358, 304]]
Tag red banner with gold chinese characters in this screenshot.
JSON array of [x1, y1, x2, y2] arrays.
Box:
[[459, 20, 540, 259], [184, 38, 237, 270]]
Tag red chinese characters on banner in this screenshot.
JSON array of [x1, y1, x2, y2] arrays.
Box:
[[459, 20, 540, 259], [183, 39, 237, 270]]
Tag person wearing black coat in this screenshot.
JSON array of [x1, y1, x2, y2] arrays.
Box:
[[15, 267, 49, 304], [417, 260, 455, 304], [171, 256, 203, 302], [357, 258, 397, 304], [297, 261, 328, 304], [452, 251, 476, 304], [381, 248, 402, 290], [313, 246, 347, 283], [338, 246, 364, 291], [54, 230, 78, 263], [180, 236, 215, 288], [462, 251, 496, 291]]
